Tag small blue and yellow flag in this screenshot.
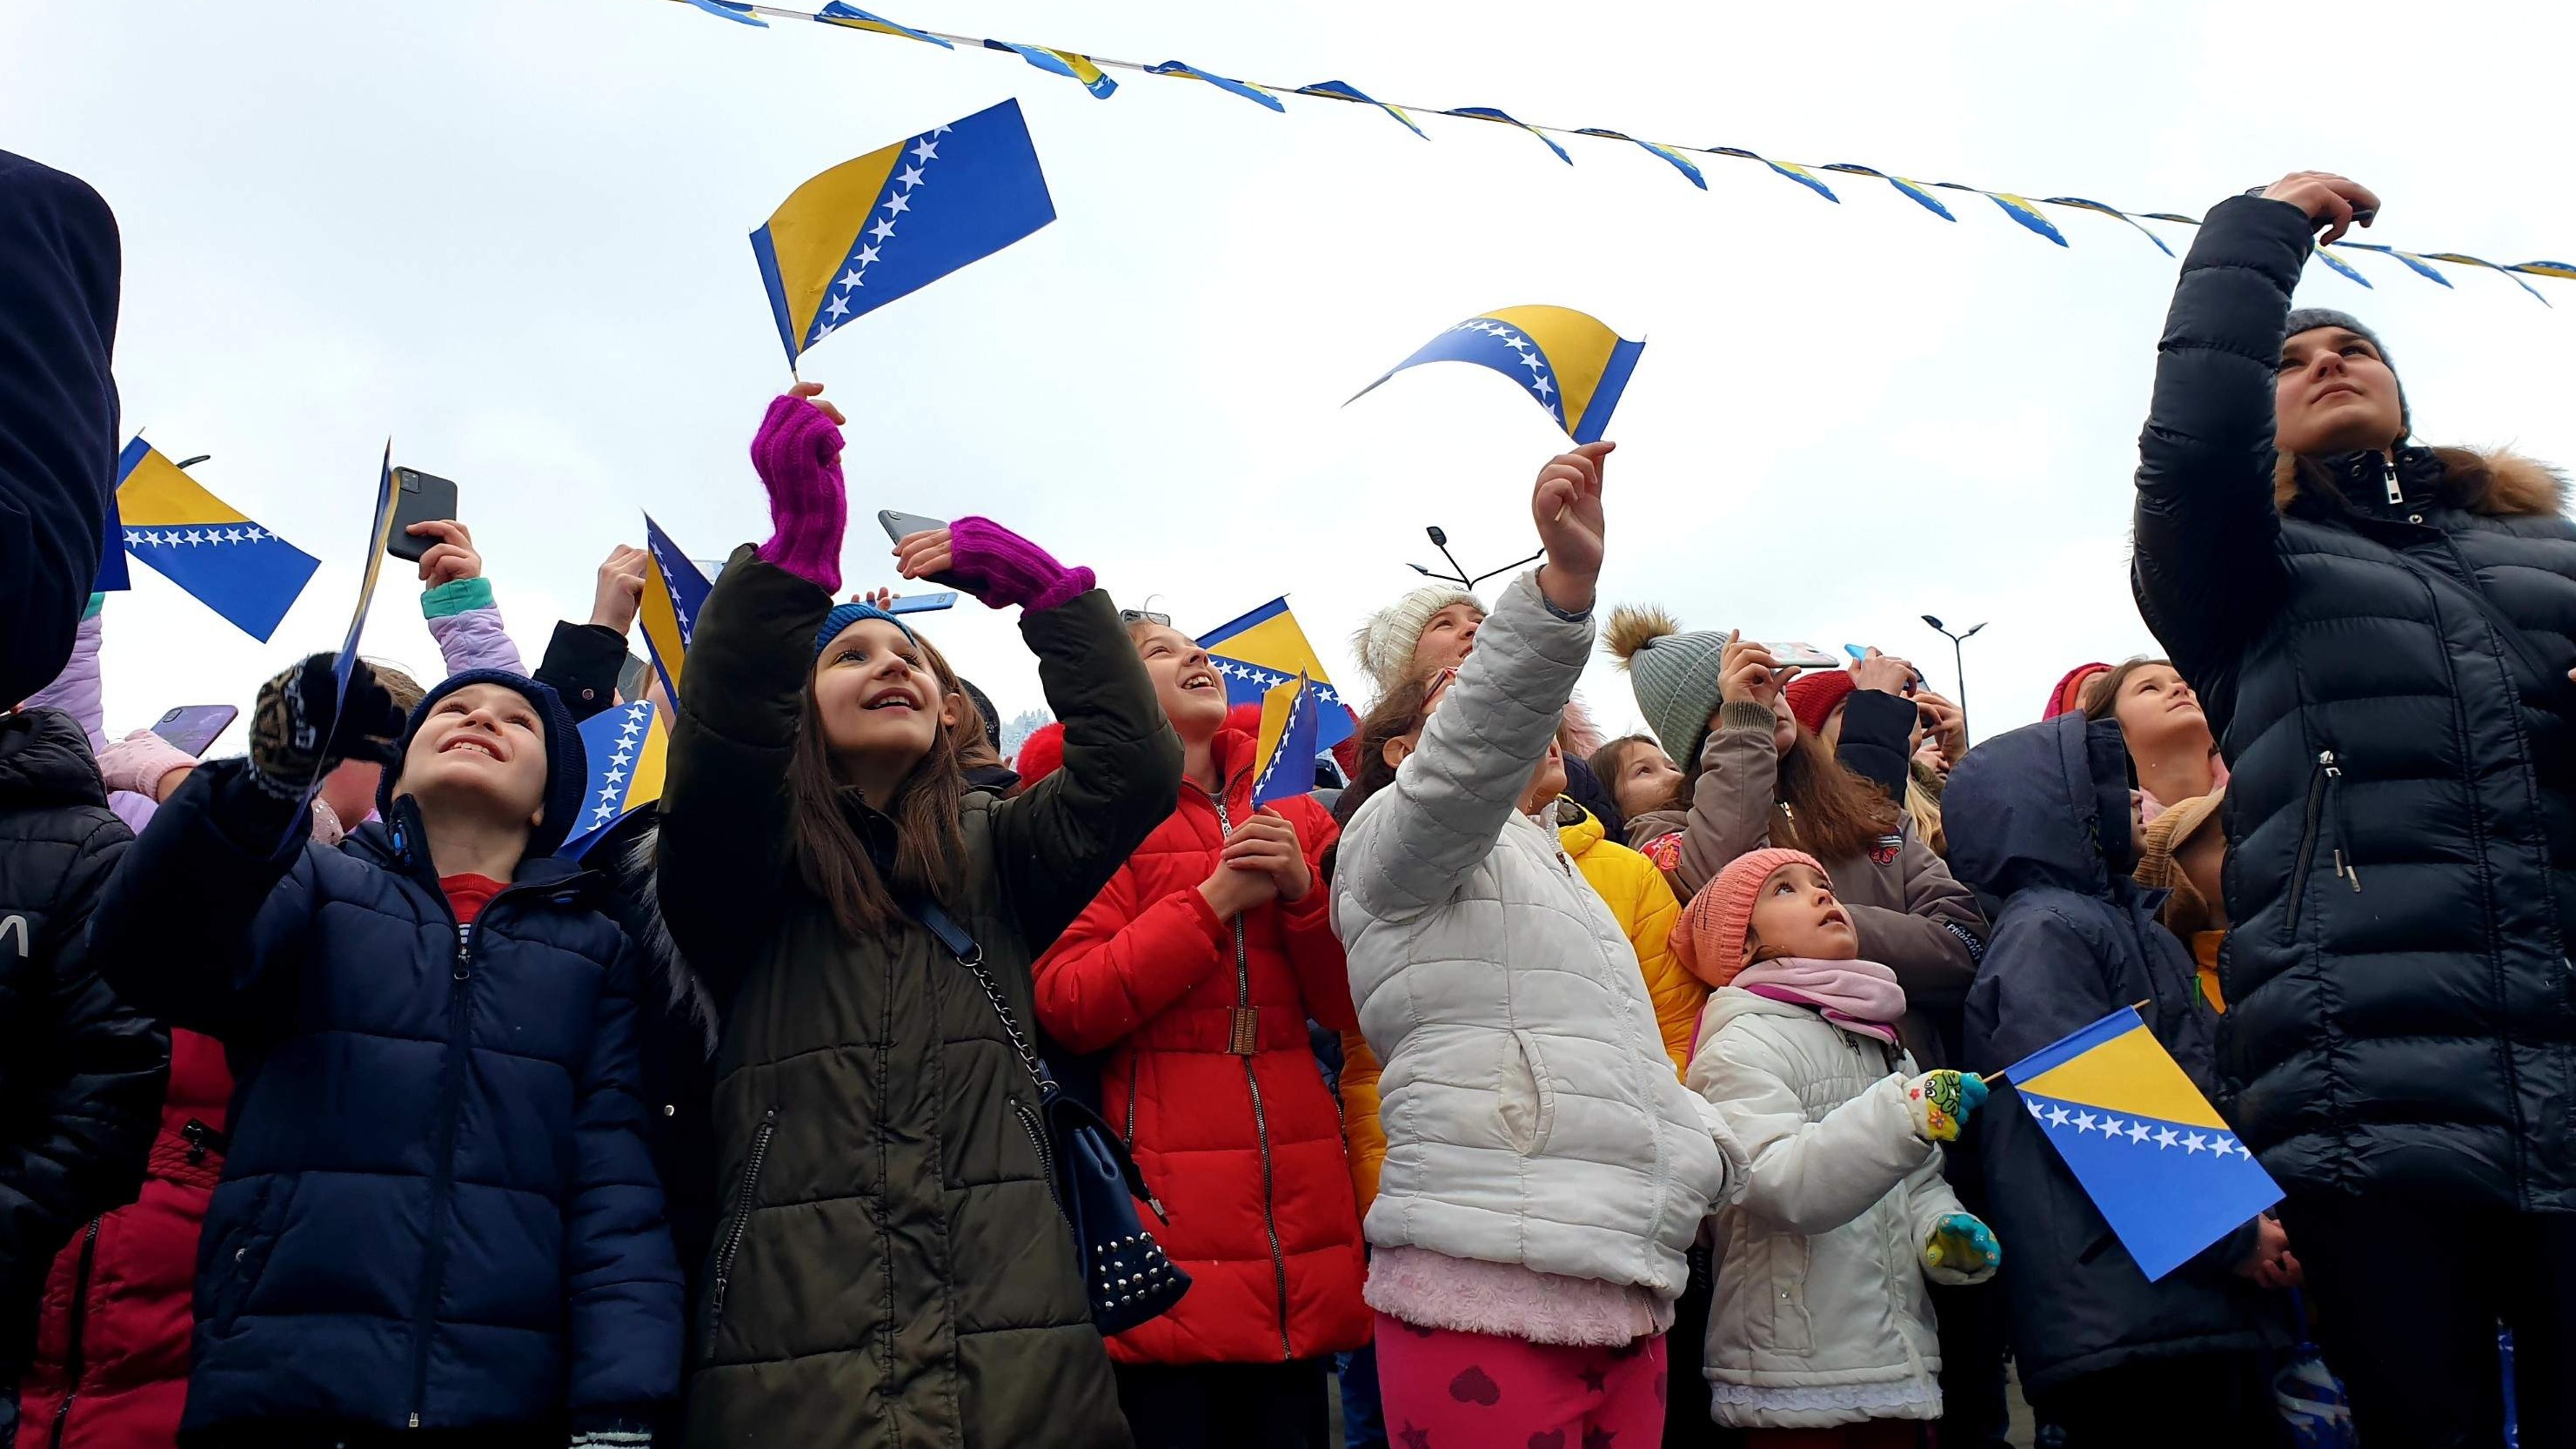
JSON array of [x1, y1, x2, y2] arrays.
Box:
[[114, 438, 319, 641], [813, 1, 947, 46], [1351, 305, 1644, 445], [563, 700, 670, 859], [1249, 673, 1322, 807], [1297, 81, 1423, 138], [1998, 1005, 2282, 1280], [1198, 598, 1355, 750], [1146, 60, 1282, 111], [984, 39, 1117, 97], [639, 514, 713, 705], [750, 97, 1057, 366]]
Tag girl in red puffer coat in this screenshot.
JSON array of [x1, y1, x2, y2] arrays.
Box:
[[17, 1030, 229, 1449], [1027, 616, 1369, 1449]]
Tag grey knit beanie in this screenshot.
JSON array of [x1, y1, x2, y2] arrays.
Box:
[[2284, 307, 2408, 435], [1603, 604, 1731, 765], [1354, 585, 1483, 698]]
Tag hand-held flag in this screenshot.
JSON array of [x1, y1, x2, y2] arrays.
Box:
[[639, 514, 714, 707], [1197, 599, 1355, 749], [563, 700, 670, 859], [1997, 1005, 2281, 1280], [1350, 306, 1643, 445], [115, 438, 320, 641], [277, 444, 398, 850], [750, 97, 1057, 366], [1249, 674, 1321, 807]]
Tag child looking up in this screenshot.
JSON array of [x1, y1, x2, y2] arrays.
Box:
[[1674, 849, 1997, 1443]]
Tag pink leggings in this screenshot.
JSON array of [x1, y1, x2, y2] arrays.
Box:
[[1372, 1311, 1667, 1449]]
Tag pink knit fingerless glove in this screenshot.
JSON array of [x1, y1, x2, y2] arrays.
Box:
[[750, 394, 847, 593], [946, 516, 1095, 613]]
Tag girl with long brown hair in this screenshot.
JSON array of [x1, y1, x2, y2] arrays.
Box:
[[1606, 613, 1985, 1070], [654, 384, 1181, 1449]]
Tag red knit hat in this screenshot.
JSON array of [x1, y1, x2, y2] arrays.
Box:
[[1783, 671, 1857, 737], [1670, 847, 1826, 989], [2045, 662, 2112, 719]]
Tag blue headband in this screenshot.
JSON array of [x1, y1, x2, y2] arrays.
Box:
[[813, 600, 919, 658]]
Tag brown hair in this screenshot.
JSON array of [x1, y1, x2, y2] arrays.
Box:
[[365, 660, 425, 718], [1588, 734, 1683, 818], [786, 632, 974, 938], [1774, 720, 1900, 863], [1332, 672, 1439, 829], [2078, 656, 2174, 722]]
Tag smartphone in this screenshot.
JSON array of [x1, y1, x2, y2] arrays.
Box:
[[387, 467, 461, 562], [886, 592, 960, 614], [150, 703, 239, 757], [1762, 641, 1843, 672], [876, 509, 964, 588]]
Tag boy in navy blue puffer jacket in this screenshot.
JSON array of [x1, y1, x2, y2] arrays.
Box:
[[90, 653, 681, 1449]]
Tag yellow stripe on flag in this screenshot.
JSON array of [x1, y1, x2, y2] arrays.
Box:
[[2017, 1023, 2228, 1129]]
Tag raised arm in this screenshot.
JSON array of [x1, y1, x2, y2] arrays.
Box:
[[411, 520, 527, 679], [537, 545, 652, 723], [23, 601, 105, 746], [1339, 445, 1609, 922], [2132, 177, 2372, 681], [656, 391, 850, 1003]]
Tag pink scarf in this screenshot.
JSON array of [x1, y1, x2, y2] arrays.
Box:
[[1733, 956, 1907, 1043]]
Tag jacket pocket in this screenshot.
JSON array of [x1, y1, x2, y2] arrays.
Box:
[[209, 1175, 291, 1336], [705, 1106, 778, 1341], [1495, 1030, 1558, 1156], [2283, 750, 2353, 939], [1746, 1224, 1814, 1355]]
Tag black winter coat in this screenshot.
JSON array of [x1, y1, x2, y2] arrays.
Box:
[[2134, 194, 2576, 1212], [0, 708, 164, 1378], [0, 152, 120, 707], [658, 550, 1179, 1449], [1947, 713, 2286, 1395], [89, 761, 682, 1439]]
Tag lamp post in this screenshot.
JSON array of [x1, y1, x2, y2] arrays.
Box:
[[1922, 615, 1986, 742], [1408, 525, 1542, 590]]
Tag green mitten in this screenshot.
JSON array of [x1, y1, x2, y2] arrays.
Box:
[[1924, 1212, 2001, 1274], [1905, 1069, 1987, 1144]]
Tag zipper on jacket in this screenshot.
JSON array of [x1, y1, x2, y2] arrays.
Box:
[[1013, 1098, 1061, 1212], [182, 1117, 227, 1165], [2384, 457, 2406, 507], [2285, 751, 2356, 935], [1212, 794, 1296, 1359], [408, 918, 481, 1431], [708, 1107, 779, 1328], [46, 1218, 102, 1449]]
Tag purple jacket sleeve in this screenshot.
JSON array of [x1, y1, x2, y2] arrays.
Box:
[[23, 610, 104, 748], [422, 577, 526, 678]]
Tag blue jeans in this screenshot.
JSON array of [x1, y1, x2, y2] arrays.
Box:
[[1337, 1338, 1384, 1449]]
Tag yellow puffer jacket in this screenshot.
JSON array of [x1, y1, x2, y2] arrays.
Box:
[[1337, 799, 1703, 1212]]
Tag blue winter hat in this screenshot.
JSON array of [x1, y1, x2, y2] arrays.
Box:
[[813, 600, 917, 658], [377, 668, 587, 858]]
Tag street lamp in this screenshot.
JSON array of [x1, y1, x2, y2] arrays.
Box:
[[1922, 615, 1987, 741], [1408, 525, 1542, 590]]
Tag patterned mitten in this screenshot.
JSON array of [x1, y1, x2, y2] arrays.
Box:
[[1905, 1069, 1987, 1144], [1924, 1212, 2001, 1275], [247, 654, 405, 798]]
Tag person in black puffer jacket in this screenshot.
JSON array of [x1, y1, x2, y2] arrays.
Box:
[[0, 153, 121, 709], [0, 708, 166, 1399], [2133, 171, 2576, 1446]]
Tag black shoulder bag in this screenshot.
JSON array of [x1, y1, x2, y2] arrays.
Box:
[[907, 896, 1191, 1335]]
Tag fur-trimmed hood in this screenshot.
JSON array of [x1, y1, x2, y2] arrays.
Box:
[[2275, 445, 2568, 520]]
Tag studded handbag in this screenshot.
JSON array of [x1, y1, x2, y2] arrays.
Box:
[[908, 896, 1192, 1335]]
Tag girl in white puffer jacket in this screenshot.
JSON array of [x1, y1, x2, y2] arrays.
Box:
[[1331, 445, 1745, 1449], [1673, 848, 2000, 1443]]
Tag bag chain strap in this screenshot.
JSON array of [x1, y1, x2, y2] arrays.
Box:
[[913, 896, 1058, 1096]]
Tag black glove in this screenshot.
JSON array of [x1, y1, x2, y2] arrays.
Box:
[[246, 654, 406, 797]]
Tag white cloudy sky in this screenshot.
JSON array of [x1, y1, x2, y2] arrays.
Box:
[[9, 0, 2573, 756]]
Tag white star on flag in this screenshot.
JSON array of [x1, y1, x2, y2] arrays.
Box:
[[2128, 1123, 2151, 1143], [2099, 1117, 2123, 1137], [869, 218, 897, 243], [897, 164, 927, 189], [883, 191, 911, 217], [2155, 1128, 2179, 1149], [838, 268, 865, 288], [856, 244, 881, 266], [598, 786, 620, 802], [910, 138, 938, 163], [244, 527, 265, 542], [2025, 1097, 2046, 1117], [2074, 1111, 2099, 1134], [826, 294, 851, 319], [1531, 375, 1556, 399], [2183, 1133, 2208, 1155], [2045, 1106, 2070, 1128], [124, 531, 141, 546]]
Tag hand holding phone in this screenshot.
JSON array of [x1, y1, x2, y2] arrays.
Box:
[[150, 704, 240, 757], [388, 468, 462, 563], [1762, 641, 1844, 672], [878, 509, 965, 589]]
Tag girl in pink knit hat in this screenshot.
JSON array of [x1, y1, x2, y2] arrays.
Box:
[[1671, 849, 2001, 1443]]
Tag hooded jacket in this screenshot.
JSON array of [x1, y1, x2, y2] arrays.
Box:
[[654, 550, 1179, 1449], [16, 1029, 228, 1449], [87, 761, 682, 1439], [1687, 989, 1986, 1429], [1945, 713, 2285, 1394], [0, 708, 163, 1382], [1331, 573, 1743, 1301], [0, 151, 119, 708], [2132, 194, 2576, 1211], [1028, 728, 1369, 1367]]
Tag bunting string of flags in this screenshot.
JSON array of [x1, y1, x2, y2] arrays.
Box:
[[660, 0, 2573, 304]]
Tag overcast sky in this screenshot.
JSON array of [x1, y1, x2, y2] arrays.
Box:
[[9, 0, 2573, 757]]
